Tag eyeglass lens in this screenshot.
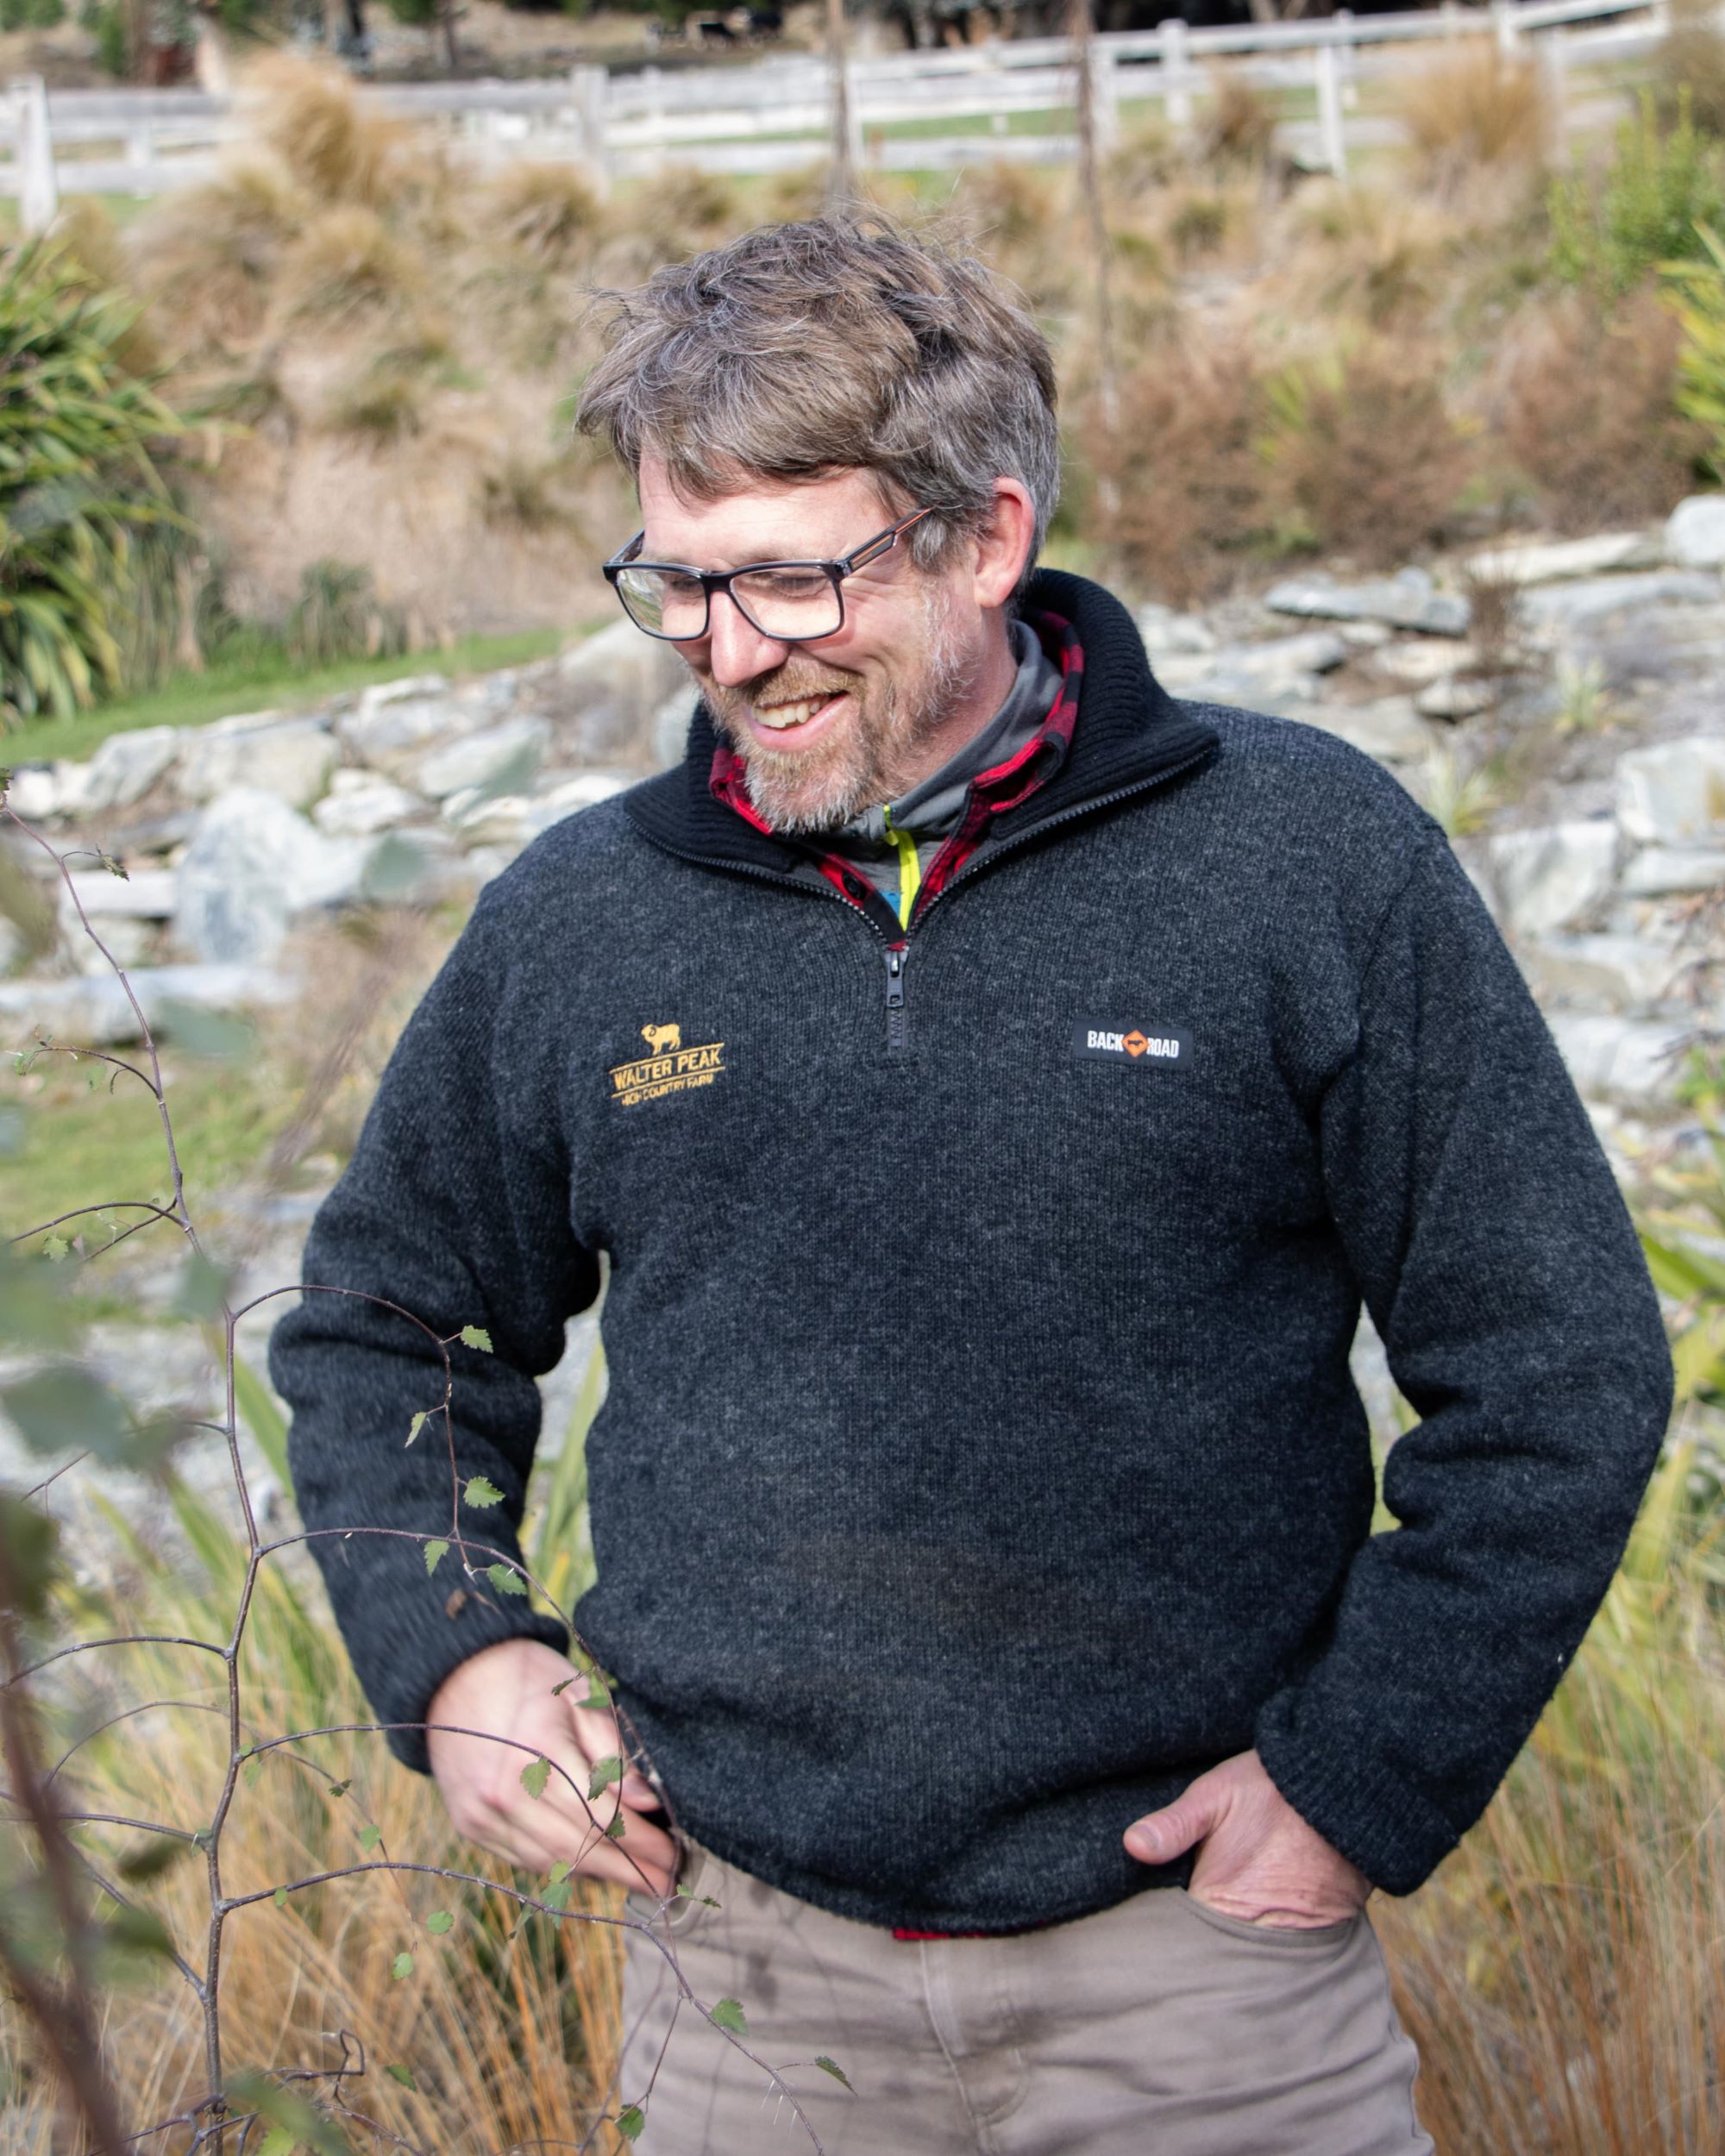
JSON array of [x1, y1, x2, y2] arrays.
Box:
[[615, 565, 843, 642]]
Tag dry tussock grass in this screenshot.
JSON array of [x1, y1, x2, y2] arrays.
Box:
[[1489, 288, 1710, 532], [482, 160, 605, 272], [275, 204, 422, 329], [242, 50, 417, 210], [1260, 335, 1475, 566], [1192, 67, 1281, 175], [1398, 38, 1552, 194], [132, 159, 310, 359], [1279, 181, 1460, 330]]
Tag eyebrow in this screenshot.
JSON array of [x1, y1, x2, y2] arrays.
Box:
[[640, 537, 823, 567]]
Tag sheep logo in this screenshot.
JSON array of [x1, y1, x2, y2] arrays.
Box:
[[641, 1023, 681, 1056]]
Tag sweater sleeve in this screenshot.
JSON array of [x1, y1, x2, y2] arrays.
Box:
[[1252, 829, 1673, 1894], [267, 877, 600, 1776]]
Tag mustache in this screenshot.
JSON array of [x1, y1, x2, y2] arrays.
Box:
[[700, 662, 859, 711]]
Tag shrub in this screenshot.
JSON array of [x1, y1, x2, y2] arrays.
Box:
[[1285, 182, 1458, 329], [0, 241, 187, 724], [131, 159, 309, 354], [1549, 89, 1725, 297], [1258, 336, 1474, 566], [1492, 286, 1709, 527], [243, 51, 413, 208], [1398, 38, 1551, 192], [1665, 220, 1725, 481], [1089, 333, 1273, 605], [1193, 67, 1279, 173], [1650, 0, 1725, 139], [285, 558, 405, 666], [484, 162, 605, 271], [276, 204, 418, 325]]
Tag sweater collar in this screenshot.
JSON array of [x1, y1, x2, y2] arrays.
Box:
[[620, 567, 1220, 874]]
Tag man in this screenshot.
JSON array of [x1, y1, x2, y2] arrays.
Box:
[[269, 216, 1674, 2153]]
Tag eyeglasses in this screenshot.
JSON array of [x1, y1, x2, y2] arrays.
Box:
[[601, 505, 944, 644]]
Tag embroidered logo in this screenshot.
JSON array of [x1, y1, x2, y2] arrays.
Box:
[[610, 1024, 725, 1106], [1072, 1023, 1190, 1067]]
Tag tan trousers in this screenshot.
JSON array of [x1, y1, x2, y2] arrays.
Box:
[[616, 1837, 1434, 2155]]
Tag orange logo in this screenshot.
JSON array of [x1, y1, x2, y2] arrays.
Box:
[[1122, 1031, 1149, 1058]]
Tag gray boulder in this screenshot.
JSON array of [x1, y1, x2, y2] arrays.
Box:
[[1264, 567, 1471, 636], [173, 788, 367, 965], [1665, 495, 1725, 570], [313, 769, 426, 838], [1465, 532, 1658, 586], [177, 713, 336, 812], [1485, 821, 1618, 938], [0, 964, 292, 1049], [1294, 697, 1431, 764], [1546, 1012, 1691, 1102], [415, 716, 549, 802], [1615, 736, 1725, 846], [1621, 844, 1725, 897], [1521, 571, 1722, 636], [83, 725, 181, 812]]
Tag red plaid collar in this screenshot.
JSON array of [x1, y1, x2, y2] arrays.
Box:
[[707, 610, 1083, 929]]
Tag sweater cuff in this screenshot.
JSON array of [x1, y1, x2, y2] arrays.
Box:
[[1252, 1694, 1461, 1896], [385, 1606, 574, 1778]]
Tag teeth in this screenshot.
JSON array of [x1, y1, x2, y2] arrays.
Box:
[[755, 694, 836, 730]]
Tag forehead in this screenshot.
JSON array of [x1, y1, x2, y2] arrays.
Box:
[[637, 456, 894, 565]]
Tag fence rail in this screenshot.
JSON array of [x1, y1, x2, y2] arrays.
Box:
[[0, 0, 1678, 226]]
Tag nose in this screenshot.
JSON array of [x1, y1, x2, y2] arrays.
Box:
[[700, 589, 792, 688]]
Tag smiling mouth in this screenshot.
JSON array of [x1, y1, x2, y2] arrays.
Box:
[[750, 690, 848, 732]]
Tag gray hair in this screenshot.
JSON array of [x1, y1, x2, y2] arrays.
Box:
[[574, 214, 1060, 605]]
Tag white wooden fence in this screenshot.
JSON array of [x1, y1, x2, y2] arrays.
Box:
[[0, 0, 1678, 231]]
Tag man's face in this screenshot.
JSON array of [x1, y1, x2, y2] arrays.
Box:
[[635, 456, 985, 833]]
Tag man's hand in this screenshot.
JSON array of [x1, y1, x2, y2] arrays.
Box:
[[1123, 1749, 1371, 1929], [427, 1638, 677, 1899]]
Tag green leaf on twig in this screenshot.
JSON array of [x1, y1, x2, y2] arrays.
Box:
[[459, 1325, 492, 1352], [359, 1824, 380, 1852], [815, 2056, 853, 2090], [588, 1754, 622, 1801], [256, 2131, 297, 2156], [425, 1910, 454, 1935], [242, 1753, 265, 1789], [543, 1859, 573, 1911], [605, 1814, 627, 1839], [391, 1951, 413, 1979], [709, 1997, 748, 2035], [385, 2064, 418, 2090], [486, 1563, 526, 1595], [520, 1756, 550, 1800], [423, 1539, 448, 1575], [328, 1780, 350, 1802], [615, 2106, 645, 2141], [405, 1410, 429, 1446], [41, 1232, 68, 1262], [273, 1885, 288, 1910], [463, 1475, 503, 1508]]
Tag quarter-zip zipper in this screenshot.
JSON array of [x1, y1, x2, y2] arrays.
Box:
[[626, 740, 1215, 1058]]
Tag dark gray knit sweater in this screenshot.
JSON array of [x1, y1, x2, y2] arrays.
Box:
[[268, 567, 1674, 1935]]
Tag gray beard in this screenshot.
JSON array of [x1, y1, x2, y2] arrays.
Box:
[[707, 584, 982, 837]]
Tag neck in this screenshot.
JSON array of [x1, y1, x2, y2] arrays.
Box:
[[884, 609, 1019, 801]]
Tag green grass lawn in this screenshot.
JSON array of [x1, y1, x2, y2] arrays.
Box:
[[6, 625, 580, 767]]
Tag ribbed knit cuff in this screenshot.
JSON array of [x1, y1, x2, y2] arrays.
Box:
[[1253, 1695, 1462, 1896], [386, 1607, 574, 1778]]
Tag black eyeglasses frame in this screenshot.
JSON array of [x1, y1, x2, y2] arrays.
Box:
[[600, 503, 945, 644]]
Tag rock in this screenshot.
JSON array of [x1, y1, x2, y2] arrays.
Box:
[[1137, 605, 1219, 657], [354, 828, 464, 906], [0, 964, 292, 1049], [1293, 697, 1431, 763], [1377, 638, 1480, 685], [1546, 1012, 1691, 1102], [1665, 495, 1725, 569], [177, 713, 337, 812], [1615, 736, 1725, 845], [1526, 932, 1684, 1012], [1485, 820, 1618, 937], [3, 767, 62, 820], [312, 769, 425, 838], [1416, 678, 1494, 720], [356, 673, 451, 713], [1520, 571, 1722, 636], [1621, 844, 1725, 897], [1157, 631, 1351, 704], [653, 688, 699, 768], [173, 788, 367, 965], [519, 771, 634, 839], [414, 716, 549, 802], [1264, 567, 1471, 636], [1465, 532, 1659, 586], [63, 868, 178, 918], [1336, 621, 1393, 648], [71, 918, 156, 973], [83, 725, 181, 812], [334, 676, 469, 769], [556, 619, 691, 758], [441, 788, 532, 837]]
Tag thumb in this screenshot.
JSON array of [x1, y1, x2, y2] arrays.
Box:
[[1125, 1774, 1227, 1865]]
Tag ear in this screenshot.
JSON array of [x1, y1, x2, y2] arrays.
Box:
[[970, 478, 1037, 612]]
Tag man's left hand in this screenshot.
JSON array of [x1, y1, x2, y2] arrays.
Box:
[[1123, 1749, 1372, 1929]]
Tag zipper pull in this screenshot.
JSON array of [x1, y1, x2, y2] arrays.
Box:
[[884, 944, 909, 1056]]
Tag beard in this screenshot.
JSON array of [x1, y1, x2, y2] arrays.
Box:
[[697, 580, 982, 836]]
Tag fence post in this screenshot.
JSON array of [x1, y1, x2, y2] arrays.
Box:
[[127, 118, 153, 198], [1334, 8, 1358, 111], [1535, 28, 1565, 136], [1091, 41, 1119, 154], [1314, 41, 1346, 179], [13, 75, 57, 237], [1491, 0, 1518, 51], [568, 65, 610, 196], [1159, 15, 1192, 128]]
